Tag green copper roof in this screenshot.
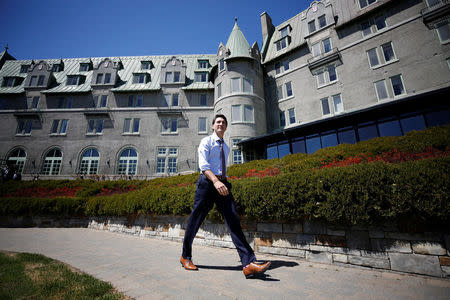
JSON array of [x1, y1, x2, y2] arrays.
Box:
[[225, 19, 251, 59]]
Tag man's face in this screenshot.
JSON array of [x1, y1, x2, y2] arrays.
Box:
[[212, 117, 227, 135]]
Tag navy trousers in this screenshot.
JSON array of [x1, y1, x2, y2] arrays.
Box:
[[182, 174, 256, 268]]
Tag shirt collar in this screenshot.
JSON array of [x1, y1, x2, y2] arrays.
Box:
[[211, 132, 223, 143]]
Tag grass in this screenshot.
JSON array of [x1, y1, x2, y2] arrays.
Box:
[[0, 251, 130, 300]]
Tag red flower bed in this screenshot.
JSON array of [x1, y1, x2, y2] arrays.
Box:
[[319, 147, 449, 169], [4, 186, 81, 198], [96, 186, 137, 196], [229, 166, 280, 180]]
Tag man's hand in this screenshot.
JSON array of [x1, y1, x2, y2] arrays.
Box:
[[213, 180, 229, 196]]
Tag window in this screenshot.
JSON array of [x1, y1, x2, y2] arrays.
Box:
[[219, 59, 225, 72], [381, 42, 396, 63], [16, 119, 33, 135], [93, 95, 108, 108], [30, 96, 40, 109], [199, 94, 207, 106], [231, 77, 240, 93], [243, 78, 253, 93], [79, 148, 99, 175], [161, 117, 178, 133], [312, 43, 321, 57], [321, 97, 331, 115], [217, 82, 222, 98], [29, 76, 37, 86], [316, 65, 337, 87], [96, 74, 103, 84], [67, 75, 79, 85], [359, 0, 376, 9], [20, 65, 29, 73], [318, 15, 327, 28], [87, 119, 104, 134], [157, 147, 178, 174], [195, 72, 207, 82], [374, 79, 389, 100], [37, 75, 45, 86], [390, 74, 405, 96], [104, 73, 111, 84], [41, 148, 62, 175], [128, 95, 143, 107], [133, 73, 146, 84], [288, 108, 296, 124], [323, 38, 332, 54], [275, 62, 281, 75], [275, 60, 290, 75], [280, 26, 289, 38], [426, 0, 441, 6], [367, 48, 380, 67], [308, 20, 316, 33], [361, 15, 386, 37], [123, 118, 140, 134], [174, 71, 180, 82], [162, 94, 170, 107], [58, 97, 72, 108], [232, 105, 254, 123], [285, 82, 293, 97], [165, 72, 173, 83], [117, 148, 138, 175], [80, 63, 90, 72], [2, 77, 15, 87], [332, 94, 343, 113], [198, 60, 208, 69], [279, 111, 286, 127], [232, 149, 243, 164], [172, 93, 179, 106], [141, 61, 151, 70], [50, 119, 68, 135], [276, 37, 289, 51], [52, 64, 61, 72], [436, 20, 450, 44], [198, 117, 207, 133], [7, 148, 26, 173]]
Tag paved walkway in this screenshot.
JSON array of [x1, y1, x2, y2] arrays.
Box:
[[0, 228, 449, 300]]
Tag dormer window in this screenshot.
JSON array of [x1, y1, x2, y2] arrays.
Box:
[[195, 72, 208, 82], [20, 65, 30, 73], [308, 20, 316, 34], [165, 71, 180, 83], [198, 60, 208, 69], [280, 26, 289, 38], [141, 61, 152, 70], [80, 63, 90, 72], [132, 73, 149, 84], [2, 77, 16, 87], [52, 64, 62, 72], [318, 15, 327, 28], [219, 59, 225, 72], [28, 75, 45, 87], [359, 0, 376, 9], [67, 75, 80, 86], [276, 25, 291, 51]]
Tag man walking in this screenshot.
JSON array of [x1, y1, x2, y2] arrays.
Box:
[[180, 114, 270, 278]]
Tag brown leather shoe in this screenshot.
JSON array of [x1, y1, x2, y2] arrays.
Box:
[[180, 256, 198, 271], [243, 261, 271, 278]]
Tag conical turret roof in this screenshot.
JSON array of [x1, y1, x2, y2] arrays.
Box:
[[225, 18, 252, 59]]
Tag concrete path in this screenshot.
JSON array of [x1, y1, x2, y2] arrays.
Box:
[[0, 228, 448, 300]]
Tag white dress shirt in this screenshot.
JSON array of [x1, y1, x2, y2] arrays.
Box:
[[198, 132, 229, 175]]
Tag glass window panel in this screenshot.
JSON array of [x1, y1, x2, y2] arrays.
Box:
[[367, 48, 380, 67], [217, 83, 222, 98], [361, 20, 372, 36], [30, 76, 37, 86], [285, 82, 293, 97], [277, 85, 283, 100], [165, 72, 172, 82], [382, 42, 395, 62], [283, 60, 290, 71], [292, 138, 306, 154], [104, 73, 111, 84], [199, 117, 207, 133], [157, 157, 166, 173], [243, 78, 252, 93], [306, 135, 321, 154], [232, 149, 243, 164], [171, 118, 177, 132], [323, 38, 332, 53], [328, 65, 337, 82], [88, 120, 95, 133], [312, 43, 321, 57], [163, 94, 170, 107], [338, 128, 357, 144], [279, 111, 285, 127], [278, 142, 290, 158], [374, 15, 386, 31], [174, 72, 180, 82], [333, 94, 343, 113], [400, 115, 426, 133], [38, 76, 45, 86], [375, 80, 389, 100], [169, 148, 178, 155], [288, 108, 295, 124], [133, 118, 140, 133], [168, 157, 177, 173], [219, 59, 225, 71], [317, 71, 325, 86], [161, 118, 169, 132], [280, 27, 289, 37], [425, 110, 450, 127], [96, 74, 103, 84], [319, 15, 327, 28], [437, 21, 450, 43], [378, 119, 402, 137], [123, 118, 131, 132], [390, 75, 405, 96], [321, 132, 338, 148], [358, 123, 378, 141], [51, 120, 59, 134], [308, 20, 316, 33], [96, 120, 103, 133], [232, 78, 240, 93], [244, 105, 254, 122], [321, 98, 330, 115], [200, 94, 207, 106], [266, 144, 278, 159], [60, 120, 68, 134], [25, 120, 32, 134], [232, 105, 241, 122], [158, 148, 166, 155], [172, 94, 179, 106], [275, 62, 281, 74]]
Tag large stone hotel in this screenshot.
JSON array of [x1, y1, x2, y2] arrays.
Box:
[[0, 0, 449, 179]]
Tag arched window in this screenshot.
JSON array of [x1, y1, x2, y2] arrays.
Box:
[[117, 148, 138, 175], [79, 148, 100, 175], [7, 148, 27, 173], [41, 148, 62, 175]]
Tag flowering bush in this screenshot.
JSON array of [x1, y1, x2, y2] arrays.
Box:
[[229, 167, 280, 180], [3, 186, 81, 198]]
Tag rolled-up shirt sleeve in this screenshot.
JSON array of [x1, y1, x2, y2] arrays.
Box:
[[198, 138, 211, 172]]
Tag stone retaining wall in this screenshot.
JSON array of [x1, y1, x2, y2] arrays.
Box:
[[1, 215, 449, 278]]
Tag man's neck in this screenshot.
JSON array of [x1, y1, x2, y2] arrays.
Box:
[[214, 131, 224, 139]]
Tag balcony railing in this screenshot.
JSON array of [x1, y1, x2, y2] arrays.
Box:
[[421, 0, 450, 29]]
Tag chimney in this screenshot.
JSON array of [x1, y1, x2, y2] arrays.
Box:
[[260, 11, 274, 43]]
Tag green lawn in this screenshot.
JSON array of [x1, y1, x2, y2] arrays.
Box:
[[0, 251, 129, 300]]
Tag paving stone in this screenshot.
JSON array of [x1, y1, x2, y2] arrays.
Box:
[[412, 242, 446, 255], [348, 255, 390, 270], [370, 239, 412, 253], [389, 253, 442, 277]]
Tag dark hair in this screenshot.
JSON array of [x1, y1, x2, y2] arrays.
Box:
[[212, 114, 228, 126]]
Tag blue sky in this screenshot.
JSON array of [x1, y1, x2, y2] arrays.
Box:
[[0, 0, 312, 60]]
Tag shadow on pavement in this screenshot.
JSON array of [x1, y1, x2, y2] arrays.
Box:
[[196, 264, 242, 271], [267, 260, 299, 271]]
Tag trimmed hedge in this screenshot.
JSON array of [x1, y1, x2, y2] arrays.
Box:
[[0, 125, 449, 226]]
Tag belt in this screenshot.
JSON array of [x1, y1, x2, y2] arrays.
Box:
[[201, 173, 226, 181]]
